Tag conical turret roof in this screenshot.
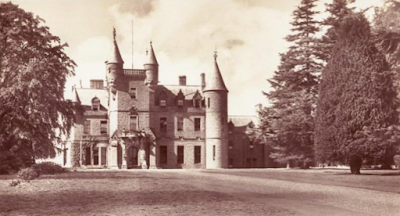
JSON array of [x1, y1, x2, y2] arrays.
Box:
[[145, 41, 158, 65], [203, 51, 228, 92], [108, 28, 124, 64]]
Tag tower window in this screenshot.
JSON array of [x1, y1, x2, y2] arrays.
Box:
[[130, 116, 137, 132], [194, 146, 201, 164], [160, 118, 167, 132], [100, 120, 107, 134], [92, 98, 100, 111], [208, 98, 210, 108], [213, 145, 216, 161], [84, 120, 90, 134], [194, 118, 201, 131], [177, 146, 184, 164], [129, 87, 137, 99], [177, 117, 184, 131]]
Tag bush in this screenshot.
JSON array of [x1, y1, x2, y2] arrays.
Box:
[[9, 179, 21, 187], [17, 167, 40, 181], [394, 155, 400, 170], [31, 162, 66, 175]]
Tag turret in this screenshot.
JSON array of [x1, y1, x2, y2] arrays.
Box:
[[106, 28, 124, 93], [203, 51, 229, 169], [144, 41, 159, 86]]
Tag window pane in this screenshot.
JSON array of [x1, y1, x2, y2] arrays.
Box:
[[160, 100, 166, 107], [194, 118, 201, 131], [194, 146, 201, 164], [129, 87, 137, 99], [177, 146, 184, 164], [160, 118, 167, 132], [100, 121, 107, 134], [130, 116, 137, 132], [177, 100, 183, 106], [84, 120, 90, 134], [177, 117, 184, 131]]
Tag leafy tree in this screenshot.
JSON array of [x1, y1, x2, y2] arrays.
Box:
[[259, 0, 322, 168], [0, 2, 76, 173], [315, 12, 399, 174]]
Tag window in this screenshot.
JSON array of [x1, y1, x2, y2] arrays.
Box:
[[84, 120, 90, 134], [92, 98, 100, 111], [160, 99, 166, 107], [213, 145, 216, 161], [130, 116, 137, 132], [177, 146, 184, 164], [194, 146, 201, 164], [160, 146, 167, 164], [177, 99, 184, 107], [177, 117, 184, 131], [194, 99, 201, 108], [100, 121, 107, 134], [160, 118, 167, 132], [129, 87, 137, 99], [229, 158, 233, 166], [194, 118, 201, 131], [229, 140, 233, 149], [208, 98, 210, 108]]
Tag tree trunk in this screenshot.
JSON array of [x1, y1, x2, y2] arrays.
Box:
[[349, 155, 362, 174]]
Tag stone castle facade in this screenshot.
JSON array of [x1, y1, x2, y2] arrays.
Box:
[[60, 29, 269, 169]]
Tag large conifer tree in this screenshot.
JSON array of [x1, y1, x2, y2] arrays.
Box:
[[259, 0, 322, 167], [315, 13, 399, 174]]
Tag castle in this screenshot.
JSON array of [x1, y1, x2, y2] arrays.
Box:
[[60, 29, 269, 169]]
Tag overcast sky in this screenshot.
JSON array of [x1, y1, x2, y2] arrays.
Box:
[[9, 0, 383, 115]]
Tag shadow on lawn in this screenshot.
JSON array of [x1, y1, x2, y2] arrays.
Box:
[[0, 189, 237, 215], [37, 172, 176, 180]]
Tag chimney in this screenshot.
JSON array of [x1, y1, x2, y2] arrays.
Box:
[[179, 76, 186, 86], [200, 73, 205, 90], [90, 79, 104, 89]]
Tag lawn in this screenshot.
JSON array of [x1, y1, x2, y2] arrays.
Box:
[[0, 169, 399, 216]]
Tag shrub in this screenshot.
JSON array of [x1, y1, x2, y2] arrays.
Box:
[[17, 167, 40, 181], [9, 179, 21, 187], [394, 155, 400, 170], [31, 162, 66, 175]]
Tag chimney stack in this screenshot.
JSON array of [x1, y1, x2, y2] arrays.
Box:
[[179, 76, 186, 86], [200, 73, 205, 90]]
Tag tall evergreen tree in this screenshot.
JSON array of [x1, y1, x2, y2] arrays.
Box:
[[0, 3, 76, 173], [259, 0, 322, 167], [319, 0, 355, 63], [315, 12, 399, 174]]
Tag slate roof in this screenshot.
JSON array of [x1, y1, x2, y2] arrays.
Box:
[[161, 85, 203, 100], [203, 54, 228, 92], [73, 88, 109, 109], [228, 116, 258, 127]]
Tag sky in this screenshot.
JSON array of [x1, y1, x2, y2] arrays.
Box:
[[8, 0, 384, 115]]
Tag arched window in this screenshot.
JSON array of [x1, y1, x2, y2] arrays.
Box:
[[91, 97, 100, 111]]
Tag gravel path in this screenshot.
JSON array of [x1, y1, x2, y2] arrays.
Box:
[[0, 170, 399, 216]]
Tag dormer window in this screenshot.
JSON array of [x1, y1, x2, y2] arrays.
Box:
[[177, 99, 184, 107], [192, 90, 202, 108], [91, 97, 100, 111], [160, 99, 166, 107]]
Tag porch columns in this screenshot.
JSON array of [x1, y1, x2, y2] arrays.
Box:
[[138, 137, 147, 169], [120, 140, 127, 169]]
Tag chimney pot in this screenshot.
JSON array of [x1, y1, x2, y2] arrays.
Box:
[[179, 76, 186, 86]]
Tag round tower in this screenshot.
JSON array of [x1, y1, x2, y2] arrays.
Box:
[[144, 41, 159, 86], [106, 27, 124, 91], [203, 51, 229, 169]]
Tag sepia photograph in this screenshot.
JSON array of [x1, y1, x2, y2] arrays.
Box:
[[0, 0, 399, 215]]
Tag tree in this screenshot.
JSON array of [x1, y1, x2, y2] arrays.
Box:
[[259, 0, 322, 168], [0, 3, 76, 173], [315, 12, 399, 174], [319, 0, 355, 63]]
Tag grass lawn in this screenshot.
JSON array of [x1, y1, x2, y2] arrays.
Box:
[[0, 169, 399, 215]]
